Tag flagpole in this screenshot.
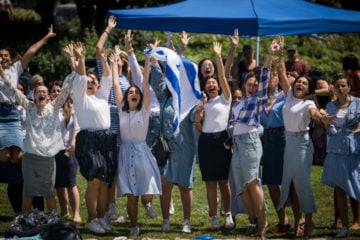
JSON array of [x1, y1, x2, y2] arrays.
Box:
[[256, 36, 260, 66]]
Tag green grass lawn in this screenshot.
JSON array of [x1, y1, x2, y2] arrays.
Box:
[[1, 164, 360, 239]]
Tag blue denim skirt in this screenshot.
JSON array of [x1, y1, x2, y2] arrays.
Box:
[[278, 131, 317, 214], [230, 131, 262, 195], [0, 105, 23, 150]]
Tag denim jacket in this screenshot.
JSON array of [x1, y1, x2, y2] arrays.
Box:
[[325, 96, 360, 155]]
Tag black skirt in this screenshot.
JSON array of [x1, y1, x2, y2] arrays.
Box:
[[198, 130, 232, 181], [75, 129, 118, 186]]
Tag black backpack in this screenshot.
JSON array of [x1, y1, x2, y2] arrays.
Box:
[[41, 222, 82, 240]]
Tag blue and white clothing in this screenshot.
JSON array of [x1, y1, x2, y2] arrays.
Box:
[[278, 88, 317, 214], [97, 60, 130, 146], [322, 96, 360, 200], [230, 66, 270, 128]]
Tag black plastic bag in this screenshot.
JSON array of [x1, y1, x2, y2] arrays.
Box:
[[151, 136, 171, 166]]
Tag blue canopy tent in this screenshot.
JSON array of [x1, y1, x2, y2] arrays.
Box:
[[107, 0, 360, 36]]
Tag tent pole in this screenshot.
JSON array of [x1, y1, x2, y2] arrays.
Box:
[[256, 36, 260, 66]]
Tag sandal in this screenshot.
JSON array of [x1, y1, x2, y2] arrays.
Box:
[[272, 223, 291, 233], [245, 223, 257, 235], [303, 221, 314, 239], [292, 220, 305, 236], [251, 222, 270, 237]]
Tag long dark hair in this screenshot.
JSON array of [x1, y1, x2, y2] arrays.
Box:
[[198, 58, 217, 90], [292, 74, 319, 107], [122, 84, 143, 113]]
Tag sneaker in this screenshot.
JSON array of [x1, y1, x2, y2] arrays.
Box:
[[211, 215, 220, 230], [335, 226, 351, 238], [107, 202, 118, 220], [169, 198, 175, 215], [224, 212, 235, 229], [98, 217, 113, 232], [144, 202, 156, 218], [161, 219, 171, 232], [182, 219, 191, 233], [85, 218, 106, 234], [130, 226, 140, 236]]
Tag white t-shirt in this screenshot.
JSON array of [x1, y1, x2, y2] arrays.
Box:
[[71, 72, 111, 130], [282, 88, 316, 132], [202, 94, 231, 133]]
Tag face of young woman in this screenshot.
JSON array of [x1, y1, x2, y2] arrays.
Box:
[[127, 86, 141, 109], [334, 78, 350, 98], [204, 78, 219, 99], [86, 74, 100, 96], [244, 77, 258, 97], [268, 71, 279, 91], [34, 85, 49, 108], [50, 85, 61, 100], [0, 49, 12, 69], [200, 60, 215, 79], [293, 76, 309, 99], [232, 89, 243, 103]]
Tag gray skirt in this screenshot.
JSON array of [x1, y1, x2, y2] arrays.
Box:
[[22, 153, 56, 197]]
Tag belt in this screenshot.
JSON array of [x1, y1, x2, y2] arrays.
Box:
[[265, 126, 285, 134], [0, 102, 15, 108], [201, 130, 227, 138]]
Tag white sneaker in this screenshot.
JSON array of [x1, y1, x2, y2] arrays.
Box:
[[335, 226, 351, 238], [85, 218, 106, 234], [182, 219, 191, 233], [211, 215, 220, 230], [107, 202, 118, 220], [98, 217, 113, 232], [161, 219, 171, 232], [169, 198, 175, 215], [224, 212, 234, 229], [129, 225, 140, 236], [144, 202, 156, 218]]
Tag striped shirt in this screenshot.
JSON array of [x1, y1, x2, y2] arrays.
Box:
[[97, 60, 130, 146]]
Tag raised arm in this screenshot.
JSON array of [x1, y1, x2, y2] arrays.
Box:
[[0, 64, 29, 107], [124, 30, 143, 88], [100, 48, 110, 77], [277, 36, 290, 96], [63, 43, 77, 71], [73, 42, 86, 76], [213, 42, 231, 100], [96, 15, 116, 60], [21, 25, 56, 70], [142, 55, 151, 110], [177, 31, 190, 56], [224, 29, 239, 78], [225, 29, 239, 91], [109, 52, 123, 110]]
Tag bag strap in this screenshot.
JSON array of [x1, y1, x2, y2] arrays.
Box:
[[159, 95, 170, 137]]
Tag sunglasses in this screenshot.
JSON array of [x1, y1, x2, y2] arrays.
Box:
[[201, 63, 214, 68]]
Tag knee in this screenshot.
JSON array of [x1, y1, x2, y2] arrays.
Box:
[[0, 148, 12, 163], [10, 147, 23, 164]]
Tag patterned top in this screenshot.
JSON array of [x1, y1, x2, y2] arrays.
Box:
[[230, 66, 270, 127], [0, 73, 72, 156]]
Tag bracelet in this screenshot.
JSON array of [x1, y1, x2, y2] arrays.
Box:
[[127, 48, 134, 53], [104, 30, 110, 35]]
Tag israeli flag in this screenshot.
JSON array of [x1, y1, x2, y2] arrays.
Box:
[[145, 47, 202, 134]]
